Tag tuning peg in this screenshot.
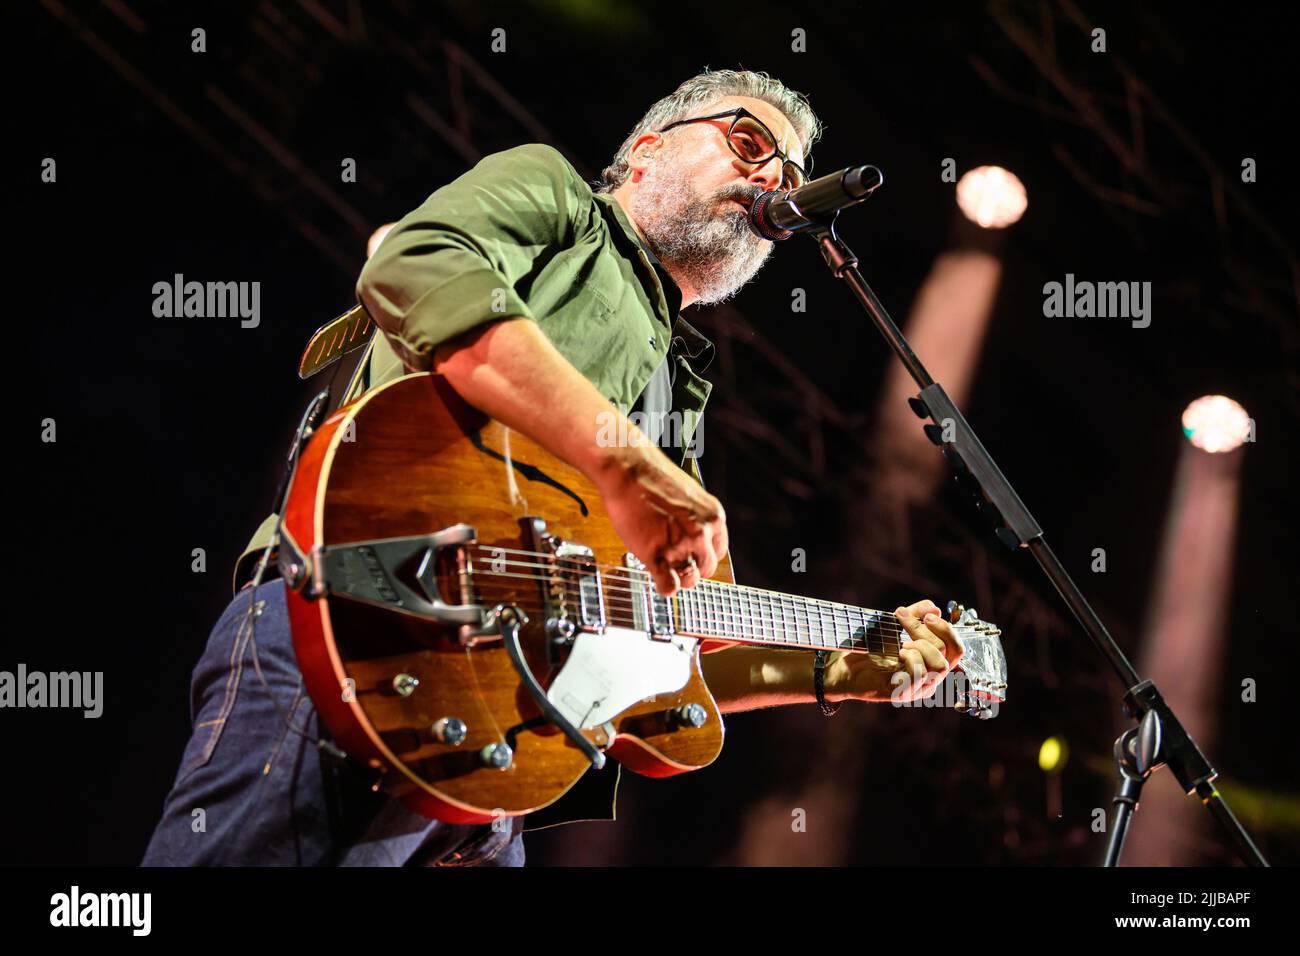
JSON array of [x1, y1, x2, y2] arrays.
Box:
[[922, 423, 946, 446], [946, 600, 964, 624], [908, 396, 930, 419]]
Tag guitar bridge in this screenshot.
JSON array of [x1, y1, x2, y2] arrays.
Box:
[[519, 518, 606, 658]]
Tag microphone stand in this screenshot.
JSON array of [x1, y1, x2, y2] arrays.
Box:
[[794, 197, 1268, 867]]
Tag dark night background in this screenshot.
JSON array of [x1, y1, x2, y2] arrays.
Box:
[[11, 0, 1297, 866]]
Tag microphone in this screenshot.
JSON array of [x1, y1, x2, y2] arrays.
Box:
[[748, 165, 884, 241]]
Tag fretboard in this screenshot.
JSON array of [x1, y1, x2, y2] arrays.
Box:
[[602, 574, 903, 655]]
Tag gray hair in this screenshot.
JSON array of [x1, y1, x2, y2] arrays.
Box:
[[593, 68, 825, 194]]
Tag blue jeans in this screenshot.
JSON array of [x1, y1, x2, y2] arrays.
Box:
[[141, 578, 525, 866]]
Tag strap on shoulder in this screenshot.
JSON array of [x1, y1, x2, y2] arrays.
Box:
[[297, 304, 374, 379]]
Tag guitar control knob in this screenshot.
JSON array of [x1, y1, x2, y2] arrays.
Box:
[[392, 673, 419, 697], [672, 703, 707, 728], [547, 616, 576, 645], [430, 717, 467, 745], [480, 742, 513, 770]]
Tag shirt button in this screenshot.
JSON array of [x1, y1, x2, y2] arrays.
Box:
[[648, 336, 656, 348]]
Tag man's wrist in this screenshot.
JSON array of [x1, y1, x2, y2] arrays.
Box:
[[820, 649, 865, 704], [814, 649, 849, 710], [585, 431, 662, 492]]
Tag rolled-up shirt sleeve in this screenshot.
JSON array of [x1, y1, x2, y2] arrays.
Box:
[[356, 143, 579, 371]]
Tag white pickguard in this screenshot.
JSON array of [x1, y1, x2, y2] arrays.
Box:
[[546, 628, 696, 729]]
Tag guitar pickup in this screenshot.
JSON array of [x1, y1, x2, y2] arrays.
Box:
[[555, 546, 606, 631], [624, 553, 674, 639]]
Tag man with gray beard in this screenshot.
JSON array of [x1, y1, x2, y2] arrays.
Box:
[[144, 69, 963, 866], [618, 118, 775, 307]]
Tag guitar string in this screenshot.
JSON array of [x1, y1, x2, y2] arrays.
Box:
[[463, 548, 940, 643], [467, 569, 907, 652], [463, 544, 934, 637], [460, 564, 949, 654], [468, 570, 939, 652], [467, 542, 921, 621], [468, 562, 916, 645]]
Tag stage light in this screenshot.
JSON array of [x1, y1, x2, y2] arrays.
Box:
[[1126, 397, 1249, 864], [1182, 395, 1251, 453], [956, 166, 1028, 228], [871, 249, 1002, 507], [367, 222, 396, 259], [1038, 736, 1068, 773]]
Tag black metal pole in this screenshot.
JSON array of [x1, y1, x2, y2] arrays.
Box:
[[806, 214, 1267, 867]]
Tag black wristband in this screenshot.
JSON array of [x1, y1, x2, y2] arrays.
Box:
[[813, 649, 841, 717]]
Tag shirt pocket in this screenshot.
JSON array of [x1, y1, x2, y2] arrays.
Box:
[[670, 355, 713, 465], [538, 285, 648, 399]]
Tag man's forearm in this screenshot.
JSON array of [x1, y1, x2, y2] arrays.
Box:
[[432, 316, 642, 484], [700, 645, 832, 714]]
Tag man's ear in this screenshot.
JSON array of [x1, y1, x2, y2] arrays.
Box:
[[628, 133, 664, 174]]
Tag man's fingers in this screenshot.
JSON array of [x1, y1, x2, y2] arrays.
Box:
[[904, 599, 941, 619], [898, 647, 926, 690], [653, 562, 681, 597], [661, 490, 728, 577], [896, 605, 961, 665], [663, 517, 719, 584], [900, 643, 948, 701], [902, 639, 947, 674], [896, 605, 938, 648], [711, 501, 729, 564], [694, 522, 719, 580], [676, 558, 701, 588], [925, 616, 964, 666]]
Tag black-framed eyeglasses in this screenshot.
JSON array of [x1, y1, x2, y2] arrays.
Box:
[[656, 107, 810, 191]]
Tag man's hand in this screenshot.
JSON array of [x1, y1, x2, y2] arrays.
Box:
[[594, 442, 729, 597], [824, 600, 964, 703]]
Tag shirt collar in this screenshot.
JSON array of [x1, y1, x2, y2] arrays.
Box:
[[633, 238, 716, 374], [595, 191, 716, 374], [631, 234, 683, 322]]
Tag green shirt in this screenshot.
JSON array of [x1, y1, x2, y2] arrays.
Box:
[[233, 142, 716, 830]]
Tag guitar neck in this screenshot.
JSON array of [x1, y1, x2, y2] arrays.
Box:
[[655, 578, 907, 656]]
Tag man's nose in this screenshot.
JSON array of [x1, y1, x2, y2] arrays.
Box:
[[739, 155, 784, 192]]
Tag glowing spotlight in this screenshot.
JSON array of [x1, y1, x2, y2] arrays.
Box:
[[1129, 394, 1249, 864], [1182, 395, 1251, 453], [956, 166, 1028, 228], [367, 222, 396, 259], [1038, 736, 1068, 773]]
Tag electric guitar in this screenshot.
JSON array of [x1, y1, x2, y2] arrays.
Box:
[[277, 373, 1007, 824]]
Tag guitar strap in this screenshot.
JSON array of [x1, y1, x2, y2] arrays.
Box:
[[296, 303, 378, 411]]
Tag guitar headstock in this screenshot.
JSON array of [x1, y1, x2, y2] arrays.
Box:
[[945, 601, 1007, 719]]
